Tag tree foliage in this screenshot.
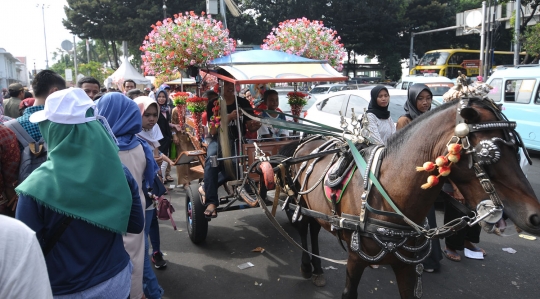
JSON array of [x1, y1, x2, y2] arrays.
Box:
[[63, 0, 205, 69], [63, 0, 523, 80]]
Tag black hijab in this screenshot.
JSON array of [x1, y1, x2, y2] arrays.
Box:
[[404, 83, 432, 120], [367, 85, 390, 119]]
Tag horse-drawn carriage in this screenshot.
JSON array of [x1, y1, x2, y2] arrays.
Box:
[[174, 50, 540, 299]]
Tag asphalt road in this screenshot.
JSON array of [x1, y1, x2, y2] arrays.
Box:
[[154, 153, 540, 299]]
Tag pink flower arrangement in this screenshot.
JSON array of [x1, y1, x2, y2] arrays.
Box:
[[140, 11, 236, 75], [262, 18, 346, 71]]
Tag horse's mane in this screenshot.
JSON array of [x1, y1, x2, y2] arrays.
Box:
[[384, 97, 495, 158]]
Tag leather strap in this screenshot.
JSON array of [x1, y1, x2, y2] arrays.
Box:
[[249, 179, 347, 265]]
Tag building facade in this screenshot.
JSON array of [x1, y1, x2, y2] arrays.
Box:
[[0, 48, 28, 90]]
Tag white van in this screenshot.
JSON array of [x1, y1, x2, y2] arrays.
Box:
[[486, 65, 540, 151], [395, 75, 455, 104]]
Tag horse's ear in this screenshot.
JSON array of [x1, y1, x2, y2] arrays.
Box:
[[460, 107, 479, 122]]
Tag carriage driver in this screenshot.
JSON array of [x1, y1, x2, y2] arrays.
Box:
[[199, 79, 262, 219]]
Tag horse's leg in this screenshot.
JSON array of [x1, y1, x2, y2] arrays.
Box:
[[392, 262, 420, 299], [309, 219, 326, 287], [342, 250, 366, 299], [298, 217, 313, 279]]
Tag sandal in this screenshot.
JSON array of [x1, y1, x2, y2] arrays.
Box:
[[204, 204, 218, 219], [443, 248, 461, 262], [165, 175, 174, 183]]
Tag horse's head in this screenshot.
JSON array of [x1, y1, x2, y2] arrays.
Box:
[[447, 97, 540, 235]]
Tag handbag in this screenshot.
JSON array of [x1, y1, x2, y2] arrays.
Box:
[[156, 196, 177, 230]]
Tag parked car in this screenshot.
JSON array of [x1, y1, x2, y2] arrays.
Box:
[[486, 65, 540, 151], [304, 89, 440, 128], [309, 84, 354, 95], [395, 75, 454, 104]]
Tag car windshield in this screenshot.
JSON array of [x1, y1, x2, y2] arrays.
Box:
[[418, 52, 449, 66], [426, 85, 452, 96], [310, 87, 330, 94]]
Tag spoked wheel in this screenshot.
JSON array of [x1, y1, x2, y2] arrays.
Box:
[[185, 185, 208, 244]]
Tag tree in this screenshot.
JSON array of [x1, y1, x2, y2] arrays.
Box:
[[504, 0, 540, 63], [63, 0, 206, 70], [50, 43, 114, 85], [522, 24, 540, 62]]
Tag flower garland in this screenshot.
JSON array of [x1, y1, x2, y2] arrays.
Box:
[[172, 92, 190, 106], [416, 143, 462, 189], [287, 91, 309, 106], [209, 100, 221, 128], [262, 17, 346, 71], [186, 96, 208, 113], [140, 11, 236, 75]]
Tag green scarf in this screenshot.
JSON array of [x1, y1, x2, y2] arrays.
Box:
[[16, 119, 132, 234]]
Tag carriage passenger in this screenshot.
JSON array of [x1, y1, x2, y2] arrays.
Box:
[[395, 84, 443, 273], [200, 80, 262, 219], [257, 89, 289, 142], [396, 83, 432, 130], [365, 85, 395, 145]]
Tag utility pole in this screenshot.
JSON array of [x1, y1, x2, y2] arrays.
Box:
[[86, 39, 91, 63], [409, 26, 460, 73], [40, 4, 50, 69], [514, 0, 521, 65], [484, 0, 492, 77], [479, 1, 487, 77], [73, 36, 78, 81], [162, 0, 167, 19]]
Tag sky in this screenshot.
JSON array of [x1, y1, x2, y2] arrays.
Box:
[[1, 0, 72, 70]]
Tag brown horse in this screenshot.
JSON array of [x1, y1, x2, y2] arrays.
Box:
[[281, 97, 540, 298]]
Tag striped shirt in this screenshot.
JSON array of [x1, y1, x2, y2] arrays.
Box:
[[366, 113, 396, 145]]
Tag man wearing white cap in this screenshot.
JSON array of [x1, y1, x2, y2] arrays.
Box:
[[16, 88, 144, 298], [4, 70, 66, 210]]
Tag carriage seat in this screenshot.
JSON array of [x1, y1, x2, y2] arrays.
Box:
[[242, 140, 291, 181], [326, 142, 373, 188]]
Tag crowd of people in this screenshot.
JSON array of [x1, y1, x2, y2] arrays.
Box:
[[0, 69, 493, 298]]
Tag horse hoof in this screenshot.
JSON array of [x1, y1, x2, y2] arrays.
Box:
[[300, 267, 312, 279], [311, 274, 326, 287]]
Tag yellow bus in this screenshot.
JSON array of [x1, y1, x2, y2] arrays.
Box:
[[410, 49, 524, 79]]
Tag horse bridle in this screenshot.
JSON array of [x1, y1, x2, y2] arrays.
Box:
[[451, 96, 530, 228]]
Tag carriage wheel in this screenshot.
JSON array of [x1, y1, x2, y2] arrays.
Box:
[[185, 185, 208, 244]]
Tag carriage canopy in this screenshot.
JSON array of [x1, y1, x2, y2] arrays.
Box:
[[203, 50, 348, 84]]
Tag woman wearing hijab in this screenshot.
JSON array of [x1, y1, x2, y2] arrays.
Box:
[[394, 84, 442, 273], [365, 85, 396, 145], [396, 83, 432, 130], [155, 87, 174, 182], [16, 88, 144, 298], [134, 96, 167, 298], [97, 92, 158, 299]]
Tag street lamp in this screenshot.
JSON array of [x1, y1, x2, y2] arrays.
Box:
[[162, 0, 167, 19], [38, 4, 50, 69]]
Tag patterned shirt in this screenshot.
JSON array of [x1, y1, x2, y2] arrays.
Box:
[[0, 125, 21, 197], [17, 106, 44, 141], [366, 113, 396, 145]]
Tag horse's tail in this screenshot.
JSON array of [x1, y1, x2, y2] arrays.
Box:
[[278, 140, 301, 157]]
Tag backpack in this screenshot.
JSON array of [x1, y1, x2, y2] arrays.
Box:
[[4, 119, 47, 184]]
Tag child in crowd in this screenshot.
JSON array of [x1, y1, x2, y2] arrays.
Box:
[[257, 89, 289, 141]]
